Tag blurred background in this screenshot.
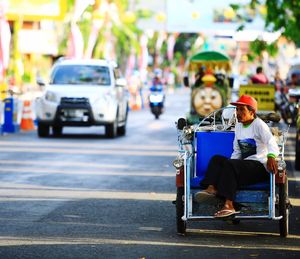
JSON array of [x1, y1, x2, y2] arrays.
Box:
[[0, 0, 299, 107]]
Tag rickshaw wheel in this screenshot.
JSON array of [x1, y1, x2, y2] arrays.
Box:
[[176, 187, 186, 235], [278, 179, 289, 237], [295, 131, 300, 170]]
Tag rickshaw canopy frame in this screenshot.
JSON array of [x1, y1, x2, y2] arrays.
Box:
[[188, 50, 231, 72]]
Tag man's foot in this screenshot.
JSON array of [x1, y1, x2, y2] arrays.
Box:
[[194, 190, 217, 203]]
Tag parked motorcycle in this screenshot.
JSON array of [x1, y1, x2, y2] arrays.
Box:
[[149, 84, 165, 119], [289, 88, 300, 170], [275, 89, 298, 125]]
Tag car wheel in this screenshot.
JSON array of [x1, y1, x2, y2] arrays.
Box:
[[176, 187, 186, 235], [117, 111, 128, 136], [117, 123, 126, 136], [53, 126, 63, 136], [37, 122, 50, 138], [106, 120, 117, 138], [296, 131, 300, 170]]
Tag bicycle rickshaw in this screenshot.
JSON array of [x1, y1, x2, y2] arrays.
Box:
[[173, 51, 290, 237], [173, 108, 290, 237]]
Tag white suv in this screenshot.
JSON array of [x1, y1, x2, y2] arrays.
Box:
[[35, 59, 128, 138]]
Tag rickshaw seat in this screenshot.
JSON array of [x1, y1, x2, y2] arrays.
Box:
[[239, 182, 269, 190], [191, 131, 269, 190]]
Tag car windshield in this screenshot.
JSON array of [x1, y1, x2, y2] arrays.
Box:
[[51, 65, 111, 85]]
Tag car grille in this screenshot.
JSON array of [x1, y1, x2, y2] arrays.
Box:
[[60, 97, 89, 105]]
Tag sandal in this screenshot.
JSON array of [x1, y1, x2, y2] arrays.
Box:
[[214, 208, 240, 218]]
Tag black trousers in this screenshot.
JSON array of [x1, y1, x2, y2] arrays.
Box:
[[201, 155, 270, 201]]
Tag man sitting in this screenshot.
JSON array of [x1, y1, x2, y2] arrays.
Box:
[[195, 95, 279, 218]]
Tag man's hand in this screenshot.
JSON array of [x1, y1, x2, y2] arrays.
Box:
[[267, 157, 278, 174]]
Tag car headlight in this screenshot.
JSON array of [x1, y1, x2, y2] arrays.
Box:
[[45, 91, 58, 103]]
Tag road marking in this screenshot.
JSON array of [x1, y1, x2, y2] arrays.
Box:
[[288, 177, 300, 181], [139, 227, 163, 231], [0, 160, 128, 169], [0, 183, 176, 201], [290, 198, 300, 206], [283, 155, 296, 161], [0, 147, 177, 157], [0, 141, 177, 151], [0, 167, 174, 177], [0, 236, 299, 251]]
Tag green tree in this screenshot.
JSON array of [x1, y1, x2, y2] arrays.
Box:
[[232, 1, 300, 43], [58, 0, 151, 69], [259, 0, 300, 45], [230, 1, 300, 59]]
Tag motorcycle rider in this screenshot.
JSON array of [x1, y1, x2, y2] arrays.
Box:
[[148, 68, 165, 119], [150, 68, 164, 91]]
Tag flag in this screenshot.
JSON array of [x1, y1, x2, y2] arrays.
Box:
[[84, 19, 103, 58], [85, 1, 108, 58], [67, 0, 93, 58], [138, 34, 148, 70], [67, 22, 84, 59], [125, 48, 136, 80]]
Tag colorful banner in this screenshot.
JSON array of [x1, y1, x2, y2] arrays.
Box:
[[239, 84, 275, 111], [67, 0, 92, 59], [67, 22, 84, 59], [6, 0, 66, 21], [0, 1, 11, 100]]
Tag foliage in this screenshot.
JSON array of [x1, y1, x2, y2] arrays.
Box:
[[247, 38, 278, 62], [232, 0, 300, 45], [58, 0, 150, 68], [264, 0, 300, 45], [229, 0, 300, 60], [173, 33, 198, 64]]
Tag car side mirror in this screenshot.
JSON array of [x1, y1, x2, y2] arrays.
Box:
[[36, 77, 46, 87], [116, 78, 127, 87], [183, 76, 189, 87]]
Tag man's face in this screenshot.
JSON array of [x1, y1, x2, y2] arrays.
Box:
[[236, 105, 255, 123]]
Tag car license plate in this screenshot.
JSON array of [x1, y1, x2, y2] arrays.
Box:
[[64, 109, 85, 118]]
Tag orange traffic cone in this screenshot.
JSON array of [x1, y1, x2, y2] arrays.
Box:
[[20, 100, 35, 130]]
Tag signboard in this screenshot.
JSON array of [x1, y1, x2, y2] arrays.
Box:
[[6, 0, 65, 21], [18, 29, 58, 55], [239, 84, 275, 111]]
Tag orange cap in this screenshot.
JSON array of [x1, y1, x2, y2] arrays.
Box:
[[230, 95, 258, 112]]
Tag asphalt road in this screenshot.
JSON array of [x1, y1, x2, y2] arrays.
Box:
[[0, 88, 299, 259]]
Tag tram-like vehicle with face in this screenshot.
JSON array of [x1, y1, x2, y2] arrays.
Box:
[[183, 51, 233, 125]]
